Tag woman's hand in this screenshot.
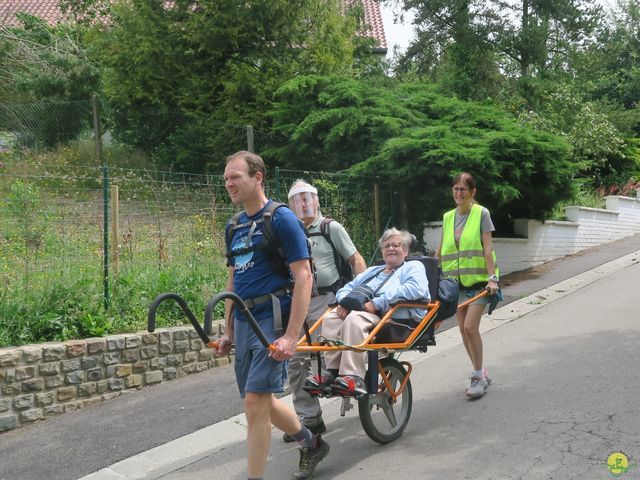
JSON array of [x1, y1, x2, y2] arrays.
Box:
[[336, 305, 350, 319], [363, 301, 378, 314], [487, 280, 499, 295]]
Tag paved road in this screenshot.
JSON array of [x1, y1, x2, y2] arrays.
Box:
[[1, 233, 639, 480], [139, 255, 640, 480]]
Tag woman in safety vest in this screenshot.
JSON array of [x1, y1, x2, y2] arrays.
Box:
[[436, 172, 500, 399]]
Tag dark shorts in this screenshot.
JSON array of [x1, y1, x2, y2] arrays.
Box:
[[234, 346, 288, 398]]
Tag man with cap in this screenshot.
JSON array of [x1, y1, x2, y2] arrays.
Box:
[[284, 179, 366, 442]]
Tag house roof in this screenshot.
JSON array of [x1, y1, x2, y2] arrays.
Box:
[[1, 0, 386, 51], [1, 0, 65, 26], [358, 0, 387, 52]]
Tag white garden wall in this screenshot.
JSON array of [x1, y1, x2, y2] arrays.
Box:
[[423, 193, 640, 275]]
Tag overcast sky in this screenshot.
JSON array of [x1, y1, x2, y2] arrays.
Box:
[[379, 3, 415, 59]]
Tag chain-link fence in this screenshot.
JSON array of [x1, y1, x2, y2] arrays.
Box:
[[0, 97, 252, 170], [0, 98, 394, 347], [0, 100, 93, 151]]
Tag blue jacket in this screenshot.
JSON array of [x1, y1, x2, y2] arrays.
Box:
[[335, 261, 430, 320]]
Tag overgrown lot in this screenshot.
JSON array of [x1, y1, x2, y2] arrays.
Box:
[[0, 149, 379, 348], [0, 156, 231, 347]]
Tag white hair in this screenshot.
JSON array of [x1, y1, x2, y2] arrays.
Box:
[[379, 228, 412, 248]]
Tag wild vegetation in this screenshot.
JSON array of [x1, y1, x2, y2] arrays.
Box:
[[0, 144, 380, 347]]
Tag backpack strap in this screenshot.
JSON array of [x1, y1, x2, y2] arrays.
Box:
[[309, 217, 356, 293], [258, 201, 317, 292], [320, 218, 336, 251], [311, 218, 341, 270], [320, 218, 344, 286], [225, 214, 266, 263], [225, 211, 246, 266], [224, 202, 290, 279], [260, 201, 292, 280]]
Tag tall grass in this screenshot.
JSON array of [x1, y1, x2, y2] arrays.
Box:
[[0, 145, 380, 348], [0, 146, 232, 347]]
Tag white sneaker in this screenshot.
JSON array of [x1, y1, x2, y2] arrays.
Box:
[[466, 376, 488, 398], [483, 368, 493, 388]]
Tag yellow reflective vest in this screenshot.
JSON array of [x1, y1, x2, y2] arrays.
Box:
[[440, 204, 499, 287]]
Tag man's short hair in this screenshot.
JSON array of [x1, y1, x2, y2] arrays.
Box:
[[226, 150, 266, 186]]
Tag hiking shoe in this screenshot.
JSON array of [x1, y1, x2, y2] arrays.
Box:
[[283, 421, 327, 443], [466, 376, 488, 398], [303, 373, 335, 397], [291, 436, 330, 480], [331, 375, 367, 398]]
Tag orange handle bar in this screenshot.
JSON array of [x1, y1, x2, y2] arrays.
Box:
[[457, 288, 490, 309]]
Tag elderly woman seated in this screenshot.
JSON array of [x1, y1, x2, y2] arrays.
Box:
[[305, 228, 430, 397]]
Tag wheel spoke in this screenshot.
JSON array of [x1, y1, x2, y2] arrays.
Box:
[[381, 399, 398, 427], [380, 372, 399, 426]]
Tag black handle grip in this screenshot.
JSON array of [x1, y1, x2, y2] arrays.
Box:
[[204, 291, 271, 350], [147, 292, 210, 344]]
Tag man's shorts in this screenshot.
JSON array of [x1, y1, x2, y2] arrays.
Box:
[[234, 346, 288, 398]]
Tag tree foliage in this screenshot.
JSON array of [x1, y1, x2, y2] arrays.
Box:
[[392, 0, 602, 103], [266, 75, 574, 231], [390, 0, 640, 189], [76, 0, 368, 172]]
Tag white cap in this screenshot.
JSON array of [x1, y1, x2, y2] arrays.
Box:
[[287, 184, 317, 199]]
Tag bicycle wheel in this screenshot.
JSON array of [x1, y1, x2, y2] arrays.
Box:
[[358, 357, 412, 444]]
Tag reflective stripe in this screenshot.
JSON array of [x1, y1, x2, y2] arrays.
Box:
[[442, 266, 489, 276], [458, 267, 491, 275], [440, 250, 484, 262]]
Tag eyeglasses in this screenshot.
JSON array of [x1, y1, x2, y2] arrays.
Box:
[[453, 187, 468, 192], [381, 242, 404, 251]]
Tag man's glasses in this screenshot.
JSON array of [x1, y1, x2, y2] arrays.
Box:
[[381, 242, 404, 251]]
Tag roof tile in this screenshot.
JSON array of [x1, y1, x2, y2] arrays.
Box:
[[1, 0, 65, 26], [360, 0, 387, 50]]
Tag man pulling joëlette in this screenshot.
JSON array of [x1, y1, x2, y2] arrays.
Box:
[[215, 151, 330, 480]]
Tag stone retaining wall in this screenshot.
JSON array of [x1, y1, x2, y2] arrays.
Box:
[[0, 326, 231, 433]]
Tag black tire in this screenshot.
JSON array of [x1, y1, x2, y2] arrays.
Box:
[[358, 357, 412, 444]]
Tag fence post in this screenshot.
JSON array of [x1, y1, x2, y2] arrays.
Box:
[[373, 181, 380, 239], [111, 184, 119, 277], [93, 95, 110, 310], [246, 125, 254, 153], [274, 166, 280, 201], [101, 166, 110, 309]]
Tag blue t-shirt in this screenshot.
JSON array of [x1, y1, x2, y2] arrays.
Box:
[[226, 201, 310, 350]]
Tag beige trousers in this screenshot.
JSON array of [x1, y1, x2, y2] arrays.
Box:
[[321, 308, 381, 378]]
